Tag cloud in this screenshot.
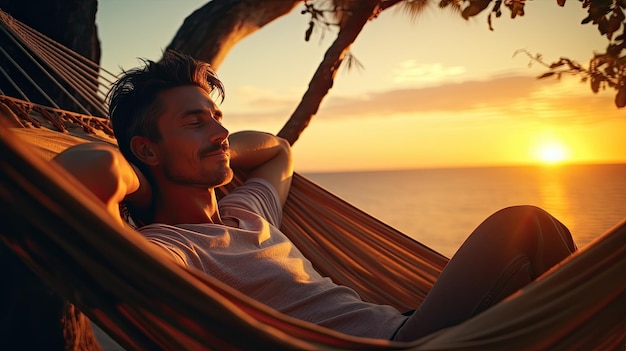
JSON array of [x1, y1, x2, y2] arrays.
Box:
[[222, 85, 299, 124], [319, 75, 549, 115], [317, 75, 622, 124], [392, 61, 467, 83], [228, 85, 297, 110], [225, 74, 622, 126]]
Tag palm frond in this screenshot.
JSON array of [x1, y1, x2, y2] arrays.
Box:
[[342, 51, 365, 72]]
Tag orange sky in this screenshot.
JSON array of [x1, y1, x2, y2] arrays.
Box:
[[285, 76, 626, 172], [220, 70, 625, 172], [98, 1, 626, 172]]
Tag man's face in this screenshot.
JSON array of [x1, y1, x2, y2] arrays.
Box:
[[150, 85, 232, 188]]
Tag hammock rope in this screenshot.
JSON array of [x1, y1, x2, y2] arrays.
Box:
[[0, 10, 115, 117], [0, 95, 114, 137], [0, 42, 56, 106]]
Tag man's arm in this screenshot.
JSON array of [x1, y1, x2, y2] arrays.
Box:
[[52, 142, 151, 224], [228, 131, 293, 205]]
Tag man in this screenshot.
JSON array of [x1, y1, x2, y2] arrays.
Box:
[[54, 51, 577, 341]]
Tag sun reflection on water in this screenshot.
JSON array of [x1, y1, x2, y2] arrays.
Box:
[[538, 167, 578, 236]]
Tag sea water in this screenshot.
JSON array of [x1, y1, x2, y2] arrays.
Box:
[[304, 163, 626, 258]]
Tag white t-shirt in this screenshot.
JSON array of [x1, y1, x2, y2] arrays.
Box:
[[139, 178, 407, 339]]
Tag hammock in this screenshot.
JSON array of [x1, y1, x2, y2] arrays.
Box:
[[0, 10, 625, 350]]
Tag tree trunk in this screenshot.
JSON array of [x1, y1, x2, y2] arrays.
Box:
[[0, 3, 101, 347], [166, 0, 302, 69], [0, 0, 100, 113], [0, 240, 101, 350], [277, 0, 381, 144]]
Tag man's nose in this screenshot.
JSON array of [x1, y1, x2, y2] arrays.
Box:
[[207, 119, 229, 143]]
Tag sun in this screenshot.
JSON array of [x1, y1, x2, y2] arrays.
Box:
[[535, 141, 569, 165]]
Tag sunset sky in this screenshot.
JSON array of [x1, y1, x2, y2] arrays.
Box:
[[97, 1, 625, 173]]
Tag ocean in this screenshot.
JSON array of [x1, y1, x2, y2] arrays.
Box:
[[303, 163, 626, 258]]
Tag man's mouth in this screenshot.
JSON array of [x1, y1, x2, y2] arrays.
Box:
[[199, 143, 230, 158]]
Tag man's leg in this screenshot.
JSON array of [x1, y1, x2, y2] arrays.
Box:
[[393, 205, 576, 341]]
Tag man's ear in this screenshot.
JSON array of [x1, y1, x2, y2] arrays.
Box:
[[130, 136, 159, 166]]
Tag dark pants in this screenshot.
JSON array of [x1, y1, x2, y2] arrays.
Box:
[[393, 205, 577, 341]]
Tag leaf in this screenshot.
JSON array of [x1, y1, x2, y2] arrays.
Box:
[[461, 1, 490, 19], [439, 0, 452, 8], [591, 76, 601, 93], [538, 72, 556, 79], [606, 13, 623, 40], [605, 65, 616, 77], [507, 1, 525, 19], [598, 17, 609, 35], [615, 87, 626, 108], [305, 21, 314, 42], [549, 61, 566, 69]]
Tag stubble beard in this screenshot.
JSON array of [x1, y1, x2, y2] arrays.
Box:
[[162, 161, 234, 189]]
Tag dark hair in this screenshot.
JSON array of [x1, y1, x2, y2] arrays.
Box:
[[107, 50, 225, 169]]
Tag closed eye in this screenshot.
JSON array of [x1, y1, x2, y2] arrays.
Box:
[[179, 107, 223, 126], [182, 118, 202, 127], [214, 111, 223, 123]]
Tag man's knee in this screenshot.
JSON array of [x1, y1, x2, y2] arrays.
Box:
[[489, 205, 575, 255], [484, 205, 570, 243], [487, 205, 554, 227], [492, 205, 549, 218]]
